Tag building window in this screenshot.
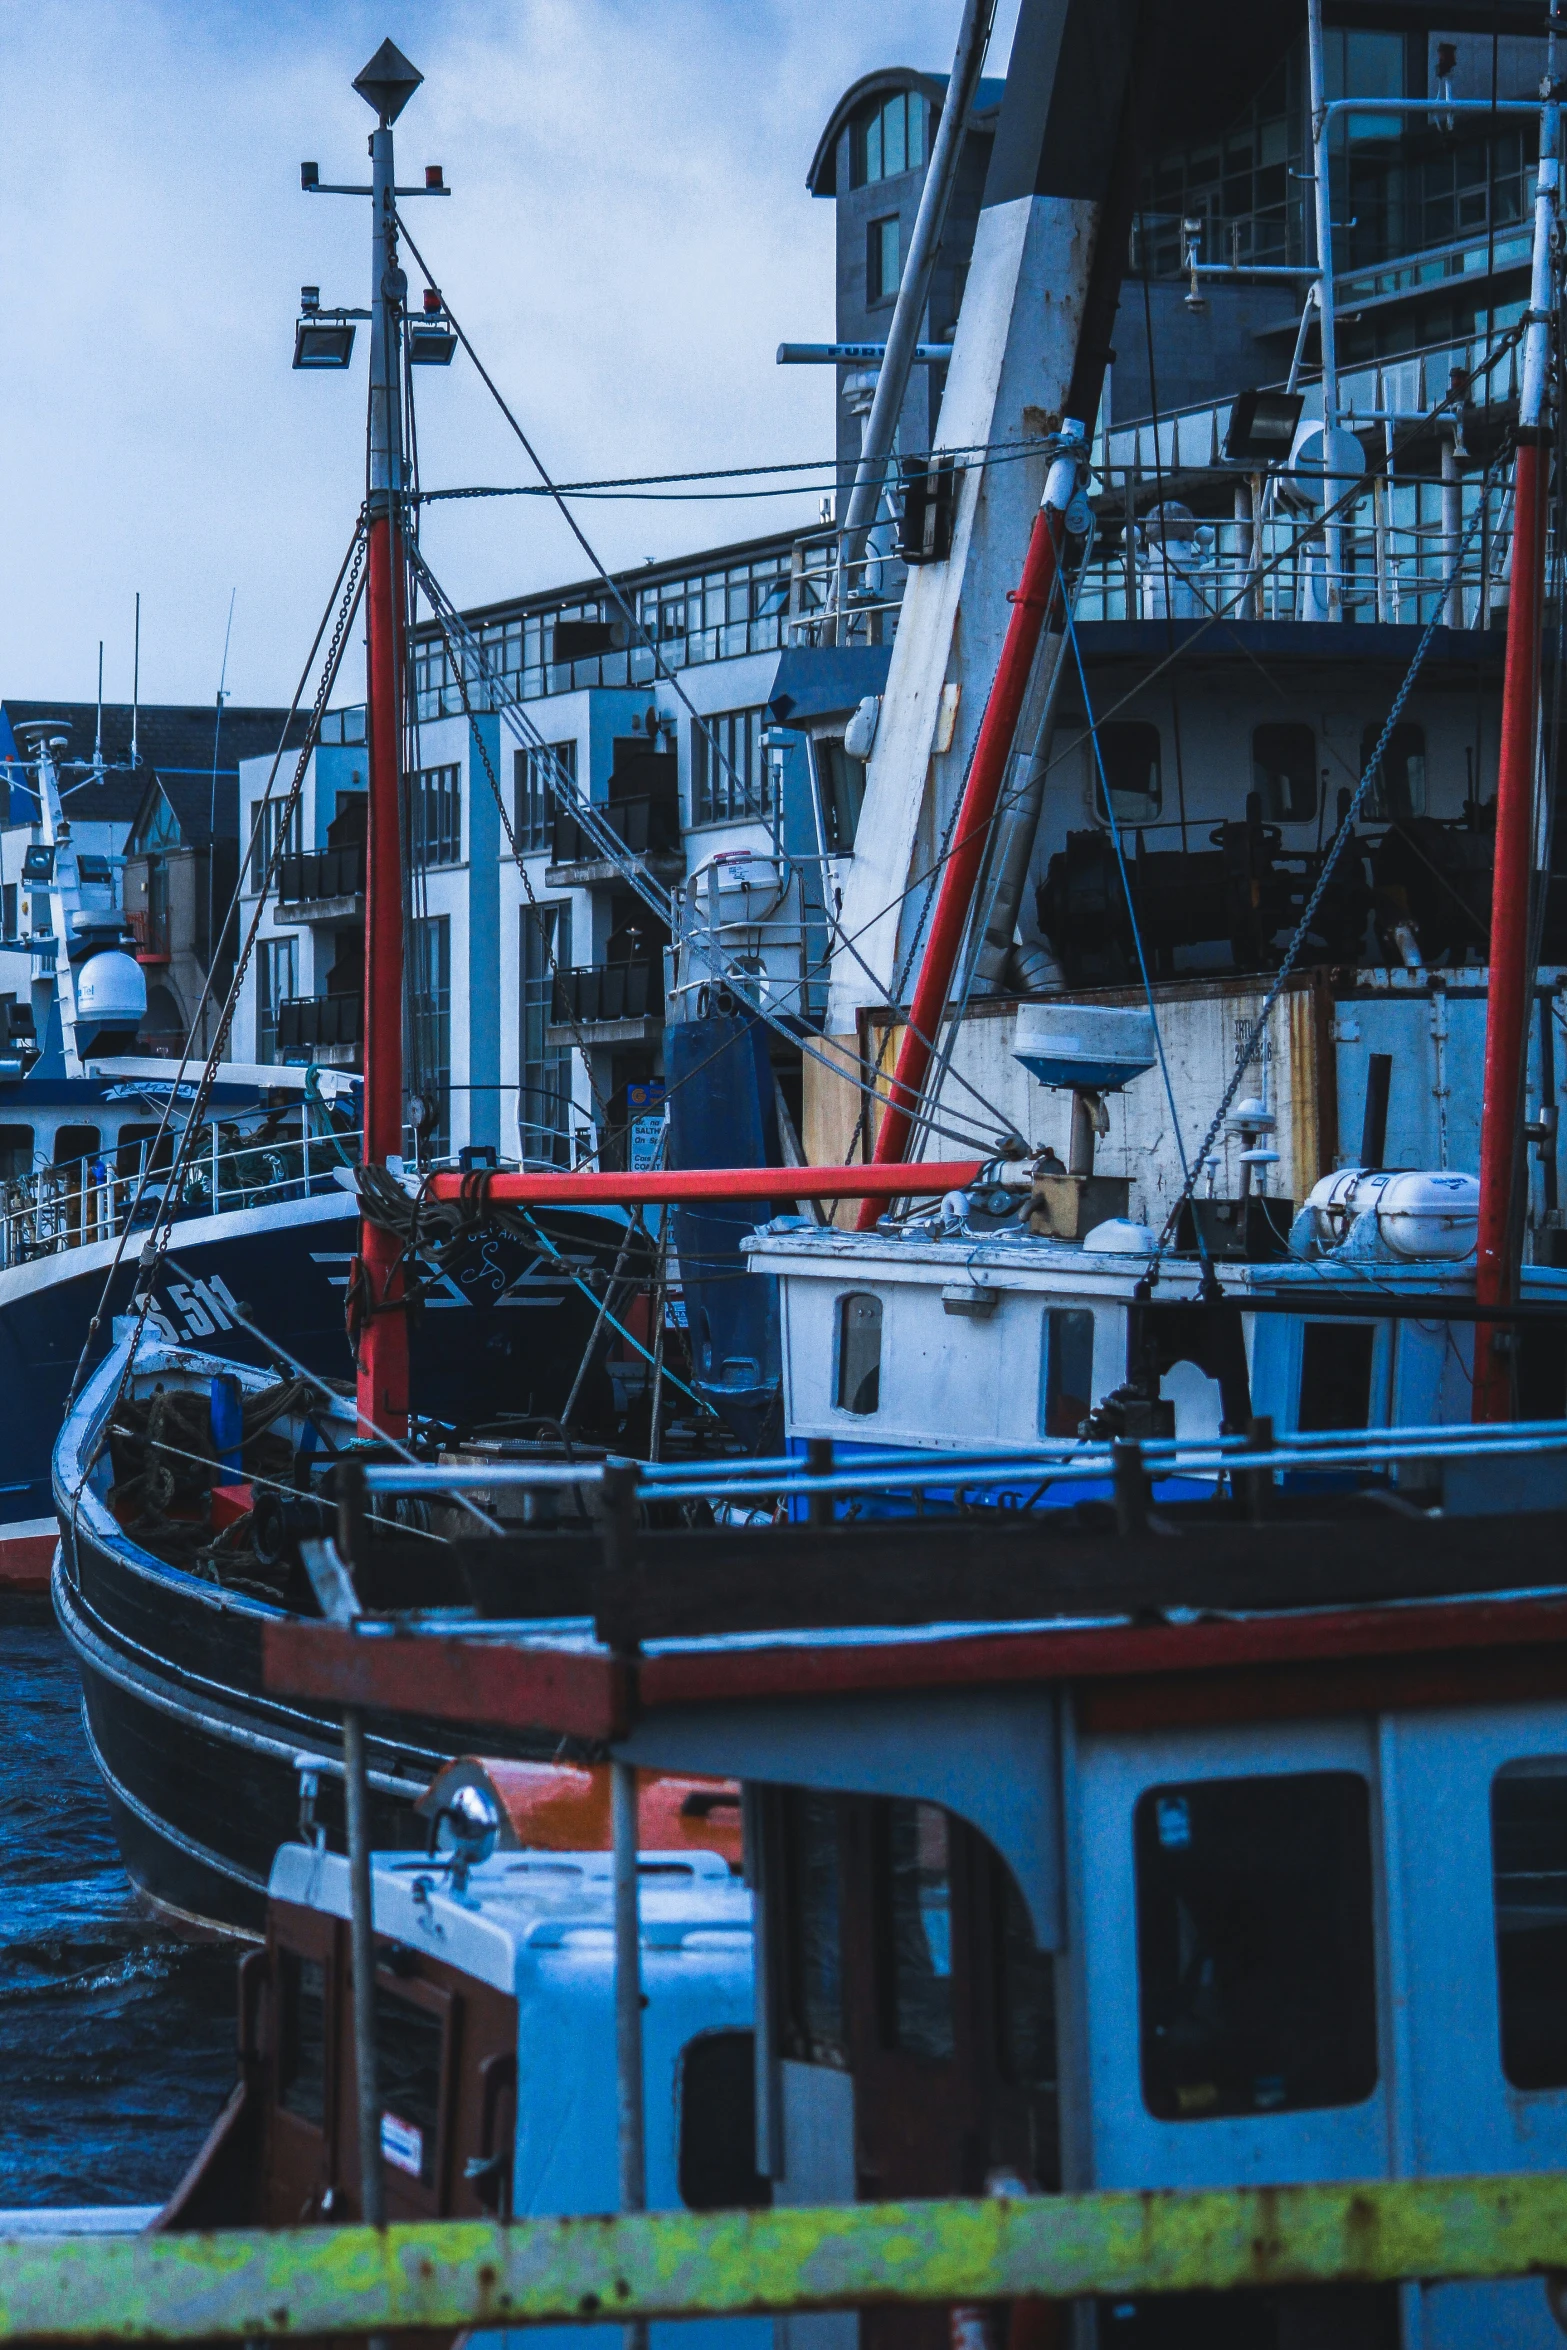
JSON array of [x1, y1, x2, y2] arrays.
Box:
[[852, 90, 928, 187], [1492, 1761, 1567, 2089], [250, 796, 301, 893], [1135, 1772, 1378, 2121], [408, 914, 451, 1158], [694, 708, 769, 826], [258, 936, 297, 1065], [516, 741, 574, 854], [1252, 723, 1318, 824], [1041, 1308, 1095, 1438], [520, 901, 571, 1168], [2, 885, 15, 941], [867, 214, 902, 305], [411, 763, 462, 868], [1361, 722, 1426, 821], [835, 1291, 882, 1415], [1093, 722, 1163, 825]]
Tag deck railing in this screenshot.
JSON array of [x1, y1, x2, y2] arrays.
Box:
[[0, 1125, 362, 1269]]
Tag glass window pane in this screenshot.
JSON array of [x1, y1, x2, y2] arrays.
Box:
[[279, 1950, 327, 2127], [996, 1868, 1056, 2097], [866, 107, 882, 182], [1361, 722, 1426, 821], [373, 1983, 444, 2184], [784, 1792, 845, 2063], [909, 94, 927, 172], [885, 95, 906, 179], [1043, 1308, 1095, 1438], [1135, 1772, 1377, 2120], [836, 1291, 881, 1414], [1492, 1762, 1567, 2088], [1298, 1321, 1375, 1431], [1252, 723, 1318, 824], [884, 1801, 954, 2061]]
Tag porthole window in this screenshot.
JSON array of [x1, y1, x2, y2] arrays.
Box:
[[835, 1291, 882, 1415]]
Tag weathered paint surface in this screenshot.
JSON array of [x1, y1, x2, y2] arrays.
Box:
[[4, 2176, 1567, 2338]]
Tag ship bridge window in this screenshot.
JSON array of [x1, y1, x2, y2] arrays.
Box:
[[780, 1790, 846, 2066], [1361, 721, 1426, 821], [278, 1949, 328, 2128], [1041, 1307, 1095, 1438], [1492, 1761, 1567, 2088], [0, 1125, 32, 1180], [1298, 1320, 1376, 1431], [1135, 1771, 1377, 2120], [54, 1125, 101, 1169], [1093, 723, 1162, 825], [835, 1291, 882, 1414], [1252, 723, 1318, 823]]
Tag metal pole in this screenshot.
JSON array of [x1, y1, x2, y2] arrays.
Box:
[[1474, 108, 1558, 1421], [358, 98, 411, 1438], [612, 1757, 647, 2350], [1306, 0, 1342, 618], [1441, 428, 1464, 628], [828, 0, 996, 632], [344, 1708, 386, 2230]]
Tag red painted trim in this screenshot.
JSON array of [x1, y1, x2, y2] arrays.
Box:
[[1475, 436, 1547, 1420], [636, 1594, 1567, 1709], [261, 1623, 630, 1743], [859, 503, 1067, 1223], [423, 1161, 982, 1207], [359, 509, 409, 1436], [0, 1533, 55, 1595]]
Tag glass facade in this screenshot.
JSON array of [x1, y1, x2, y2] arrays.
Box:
[[516, 740, 574, 853], [412, 541, 831, 722], [520, 900, 572, 1167], [408, 914, 451, 1155], [693, 706, 769, 826], [410, 764, 462, 868], [258, 936, 297, 1065]]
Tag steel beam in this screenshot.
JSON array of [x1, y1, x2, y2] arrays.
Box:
[[3, 2178, 1567, 2338]]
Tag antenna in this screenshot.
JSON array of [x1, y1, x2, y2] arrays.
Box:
[[94, 642, 104, 773], [207, 588, 238, 1034], [131, 592, 141, 769]]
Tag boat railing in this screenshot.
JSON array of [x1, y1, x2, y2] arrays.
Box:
[[0, 1125, 363, 1269]]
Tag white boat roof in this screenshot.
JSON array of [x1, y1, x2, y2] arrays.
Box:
[[268, 1843, 750, 1997]]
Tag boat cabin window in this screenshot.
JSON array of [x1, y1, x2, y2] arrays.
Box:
[[1298, 1320, 1375, 1431], [676, 2030, 771, 2210], [1361, 720, 1426, 821], [1135, 1772, 1377, 2120], [878, 1800, 955, 2062], [779, 1791, 847, 2066], [1252, 723, 1318, 824], [278, 1949, 329, 2128], [115, 1124, 165, 1180], [0, 1125, 32, 1180], [1093, 722, 1162, 825], [1041, 1307, 1094, 1437], [835, 1292, 882, 1415], [1492, 1762, 1567, 2089], [54, 1125, 100, 1169], [374, 1980, 446, 2186]]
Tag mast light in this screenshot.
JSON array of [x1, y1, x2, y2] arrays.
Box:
[[293, 319, 356, 369]]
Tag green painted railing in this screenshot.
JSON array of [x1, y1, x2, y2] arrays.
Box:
[[3, 2177, 1567, 2338]]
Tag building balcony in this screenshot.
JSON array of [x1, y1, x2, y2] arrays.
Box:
[[276, 991, 363, 1067], [277, 842, 367, 923], [546, 794, 685, 888], [547, 958, 663, 1046]]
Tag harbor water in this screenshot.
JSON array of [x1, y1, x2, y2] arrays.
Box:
[[0, 1599, 237, 2208]]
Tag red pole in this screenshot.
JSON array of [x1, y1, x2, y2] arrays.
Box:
[[856, 497, 1068, 1228], [425, 1159, 982, 1208], [357, 509, 410, 1435], [1473, 435, 1547, 1421]]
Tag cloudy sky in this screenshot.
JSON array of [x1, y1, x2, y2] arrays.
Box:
[[0, 0, 1023, 714]]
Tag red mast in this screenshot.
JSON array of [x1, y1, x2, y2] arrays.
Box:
[[1473, 118, 1559, 1421], [855, 442, 1080, 1226], [354, 41, 423, 1437]]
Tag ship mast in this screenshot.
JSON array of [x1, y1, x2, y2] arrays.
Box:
[[1473, 102, 1560, 1421], [355, 42, 419, 1438]]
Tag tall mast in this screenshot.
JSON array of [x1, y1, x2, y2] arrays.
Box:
[[355, 39, 420, 1437], [1473, 103, 1560, 1420]]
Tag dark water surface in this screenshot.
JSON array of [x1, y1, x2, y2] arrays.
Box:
[[0, 1599, 239, 2207]]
